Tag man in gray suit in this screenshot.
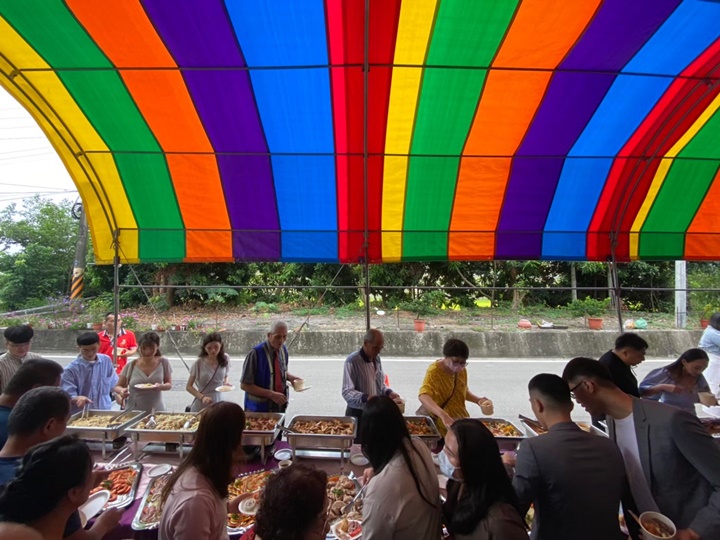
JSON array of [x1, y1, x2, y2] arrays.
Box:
[[563, 357, 720, 540], [510, 374, 629, 540]]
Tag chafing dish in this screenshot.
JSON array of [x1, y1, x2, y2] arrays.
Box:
[[66, 410, 145, 458], [125, 412, 199, 459], [404, 415, 441, 449], [479, 417, 526, 450], [519, 416, 607, 438], [285, 415, 357, 467], [241, 412, 284, 464]]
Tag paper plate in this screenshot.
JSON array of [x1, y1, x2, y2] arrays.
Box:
[[330, 519, 362, 540], [239, 497, 259, 516], [274, 448, 293, 461], [349, 454, 369, 466], [148, 463, 172, 478], [134, 383, 156, 390], [79, 490, 110, 527], [215, 385, 235, 393], [293, 386, 313, 392]]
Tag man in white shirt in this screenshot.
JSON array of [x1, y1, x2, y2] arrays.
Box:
[[563, 357, 720, 540]]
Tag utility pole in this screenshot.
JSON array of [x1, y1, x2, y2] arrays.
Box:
[[70, 202, 88, 301]]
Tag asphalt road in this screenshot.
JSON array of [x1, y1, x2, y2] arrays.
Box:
[[38, 351, 670, 422]]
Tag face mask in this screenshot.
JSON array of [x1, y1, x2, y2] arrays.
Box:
[[438, 449, 460, 479], [446, 360, 465, 373]]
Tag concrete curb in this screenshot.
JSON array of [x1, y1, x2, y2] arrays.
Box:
[[30, 329, 703, 358]]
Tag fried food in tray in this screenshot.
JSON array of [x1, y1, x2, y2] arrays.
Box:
[[292, 419, 354, 435], [245, 417, 279, 432], [480, 419, 524, 438], [69, 411, 137, 428], [326, 474, 360, 521], [406, 418, 435, 436], [135, 413, 199, 431]]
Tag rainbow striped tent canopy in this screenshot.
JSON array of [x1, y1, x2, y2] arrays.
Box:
[[2, 1, 720, 264]]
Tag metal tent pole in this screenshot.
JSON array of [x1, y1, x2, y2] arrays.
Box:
[[363, 0, 371, 331], [609, 242, 624, 334], [112, 230, 120, 368]]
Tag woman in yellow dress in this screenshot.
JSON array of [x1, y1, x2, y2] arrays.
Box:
[[418, 338, 493, 437]]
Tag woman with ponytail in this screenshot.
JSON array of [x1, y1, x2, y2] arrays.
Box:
[[0, 435, 93, 540]]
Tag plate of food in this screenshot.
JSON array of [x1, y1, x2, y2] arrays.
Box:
[[79, 490, 110, 527], [134, 383, 157, 390], [215, 384, 235, 393], [90, 463, 142, 510], [331, 518, 362, 540]]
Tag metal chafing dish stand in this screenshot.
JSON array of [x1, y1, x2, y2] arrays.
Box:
[[65, 410, 145, 459], [479, 417, 527, 451], [125, 413, 199, 459], [404, 415, 442, 450], [285, 415, 357, 468], [241, 412, 285, 464]]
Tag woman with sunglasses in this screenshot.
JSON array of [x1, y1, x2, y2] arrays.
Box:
[[441, 419, 527, 540], [418, 338, 492, 437], [248, 464, 330, 540]]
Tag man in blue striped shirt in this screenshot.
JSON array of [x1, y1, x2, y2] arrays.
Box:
[[342, 329, 401, 437]]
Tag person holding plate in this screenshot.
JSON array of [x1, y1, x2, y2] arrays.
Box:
[[114, 332, 172, 414], [186, 332, 231, 412], [417, 338, 493, 438]]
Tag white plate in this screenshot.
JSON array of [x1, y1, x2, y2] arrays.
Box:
[[330, 519, 362, 540], [215, 385, 235, 393], [293, 386, 313, 392], [349, 454, 369, 466], [134, 383, 156, 390], [79, 490, 110, 527], [148, 464, 172, 478], [702, 405, 720, 418], [274, 448, 293, 461], [239, 497, 259, 516]]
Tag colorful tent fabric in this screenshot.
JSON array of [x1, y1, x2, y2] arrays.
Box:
[[1, 0, 720, 264]]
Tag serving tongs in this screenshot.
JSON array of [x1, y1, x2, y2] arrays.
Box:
[[277, 425, 297, 435], [105, 410, 130, 429], [182, 410, 202, 430], [342, 481, 368, 515], [518, 414, 544, 432], [81, 403, 90, 419], [102, 445, 131, 470]]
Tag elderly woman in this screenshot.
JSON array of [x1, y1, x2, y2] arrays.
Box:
[[699, 312, 720, 397], [640, 348, 718, 413], [418, 338, 492, 437]]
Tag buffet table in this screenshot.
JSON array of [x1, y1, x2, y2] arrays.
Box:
[[91, 441, 368, 540]]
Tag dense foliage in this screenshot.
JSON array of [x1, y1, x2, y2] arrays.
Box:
[[0, 198, 715, 316]]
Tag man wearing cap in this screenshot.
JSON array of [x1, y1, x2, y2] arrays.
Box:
[[0, 325, 42, 394]]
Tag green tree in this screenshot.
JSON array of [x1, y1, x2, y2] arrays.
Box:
[[0, 197, 77, 309]]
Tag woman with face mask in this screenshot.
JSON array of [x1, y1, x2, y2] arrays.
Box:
[[248, 464, 330, 540], [418, 339, 493, 437], [640, 347, 718, 413], [441, 419, 527, 540]]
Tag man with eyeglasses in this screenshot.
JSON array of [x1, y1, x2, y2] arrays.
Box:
[[593, 333, 649, 429], [563, 357, 720, 540], [341, 329, 401, 437], [510, 373, 630, 540]]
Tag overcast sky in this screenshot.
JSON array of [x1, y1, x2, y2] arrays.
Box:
[[0, 87, 77, 210]]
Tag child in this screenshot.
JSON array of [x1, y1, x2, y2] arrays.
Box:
[[61, 332, 118, 413]]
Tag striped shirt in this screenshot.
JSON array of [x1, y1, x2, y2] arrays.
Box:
[[0, 352, 43, 394], [342, 349, 391, 410]]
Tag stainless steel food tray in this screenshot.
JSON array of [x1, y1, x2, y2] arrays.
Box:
[[131, 468, 173, 531], [520, 418, 606, 438], [242, 412, 284, 464], [286, 415, 356, 466], [125, 413, 199, 459], [404, 415, 441, 448], [479, 417, 526, 450], [98, 462, 143, 511], [66, 410, 145, 458]]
